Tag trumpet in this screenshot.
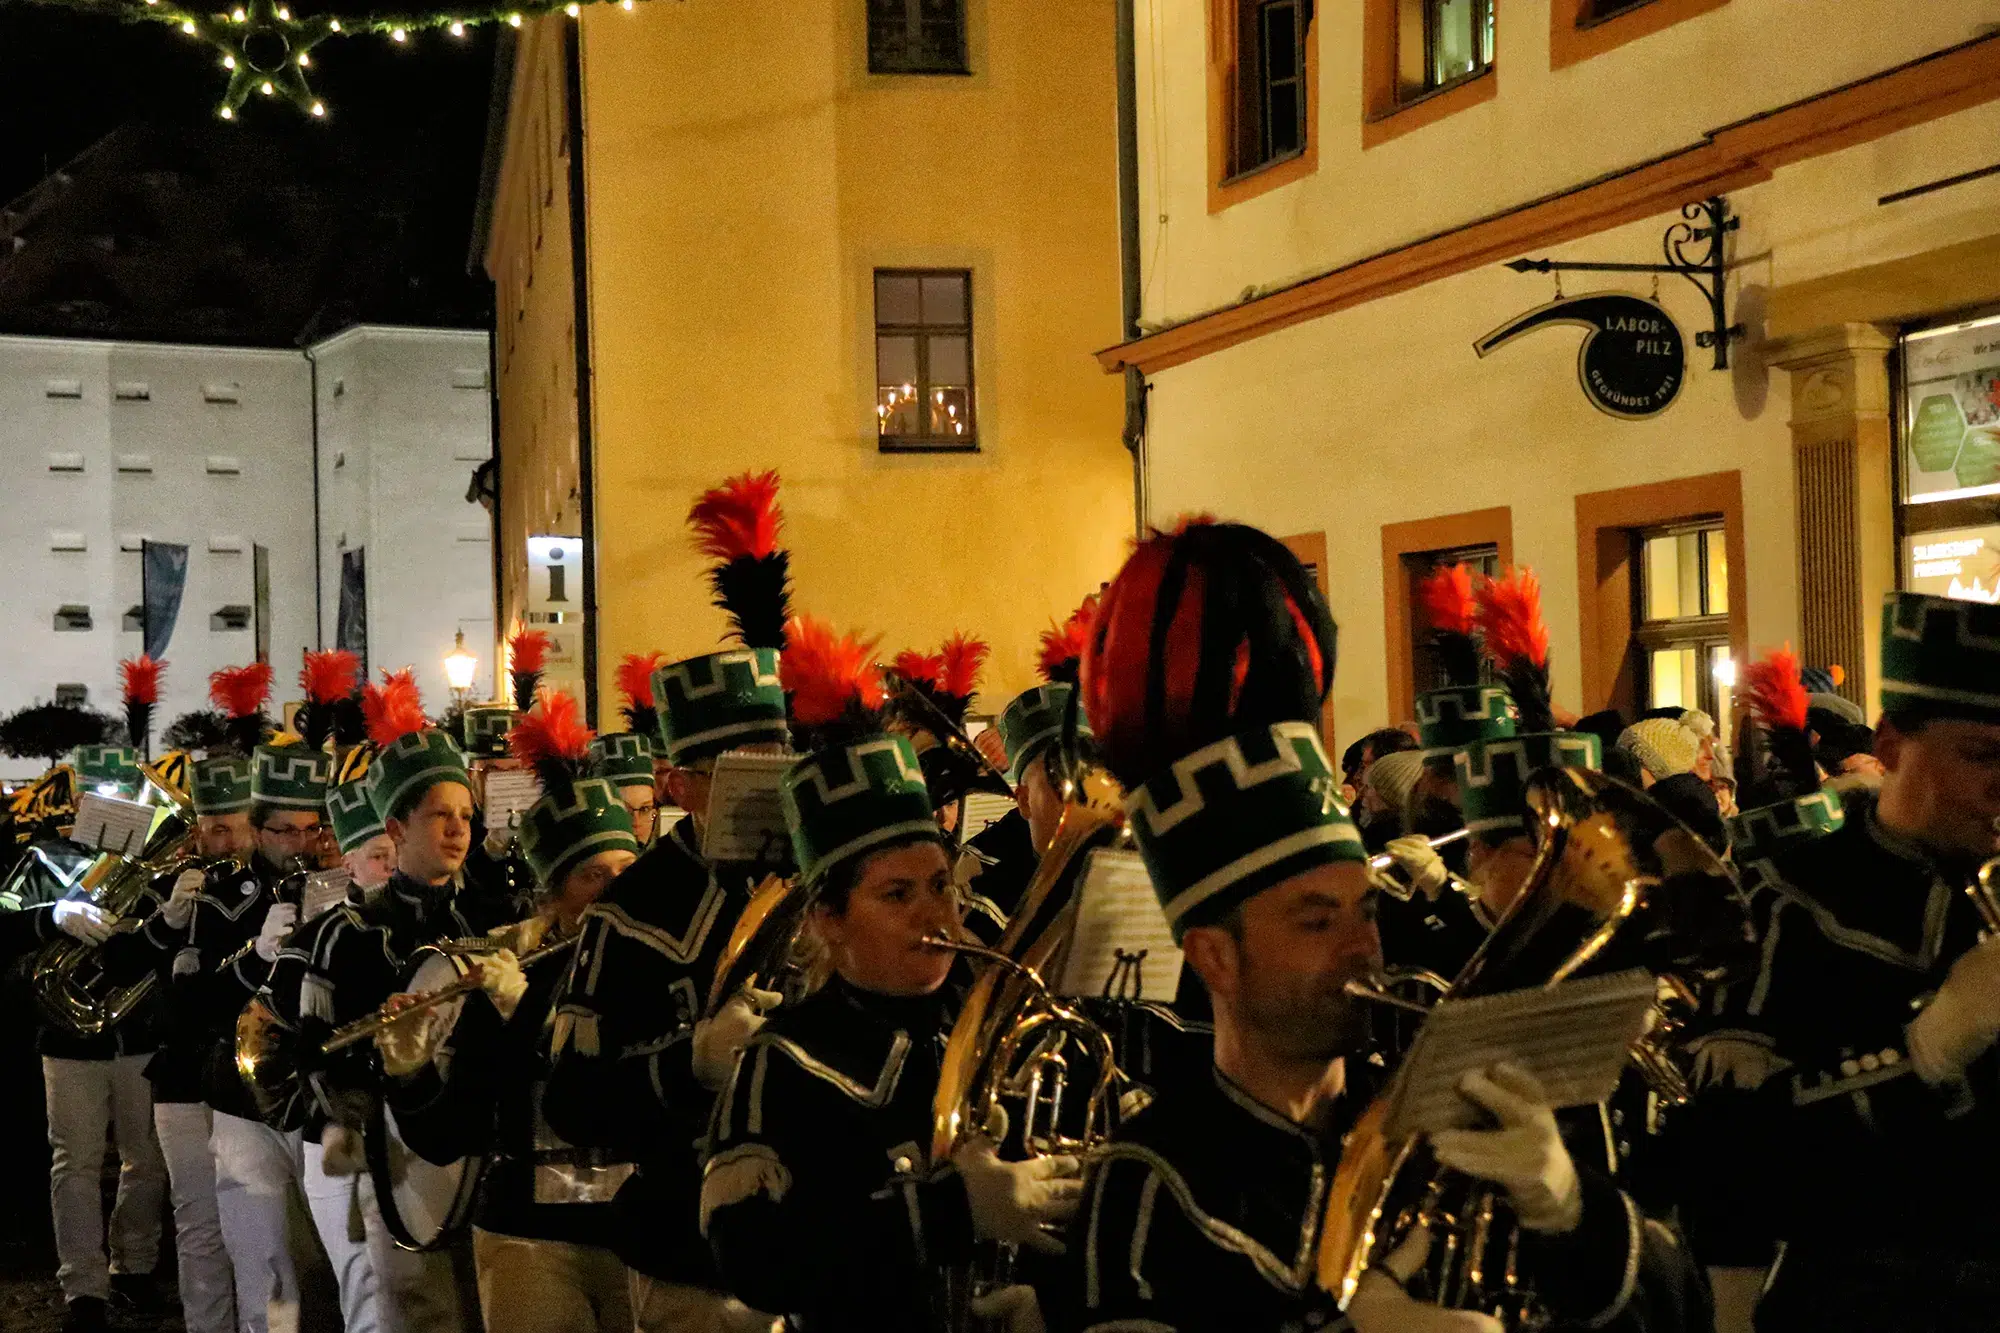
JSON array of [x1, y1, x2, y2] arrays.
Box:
[[1364, 827, 1472, 902]]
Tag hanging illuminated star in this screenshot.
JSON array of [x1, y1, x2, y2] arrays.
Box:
[[184, 0, 339, 118]]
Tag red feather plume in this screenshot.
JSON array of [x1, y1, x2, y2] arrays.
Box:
[[688, 470, 783, 562], [362, 670, 429, 748], [119, 655, 163, 706], [1474, 568, 1549, 670], [1417, 564, 1479, 637], [300, 649, 361, 706], [781, 616, 884, 727], [508, 691, 595, 791], [615, 652, 664, 711], [1742, 645, 1810, 734], [1037, 595, 1099, 684], [891, 650, 945, 688], [208, 663, 274, 720], [509, 629, 552, 677], [939, 633, 989, 702]]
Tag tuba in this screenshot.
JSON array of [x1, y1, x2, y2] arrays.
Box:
[[31, 760, 220, 1038], [1321, 766, 1753, 1326]]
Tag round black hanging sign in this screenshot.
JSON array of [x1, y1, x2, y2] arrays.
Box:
[[1475, 292, 1686, 419]]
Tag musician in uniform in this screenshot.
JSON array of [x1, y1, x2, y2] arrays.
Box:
[[378, 692, 642, 1332], [701, 615, 1082, 1333], [955, 680, 1088, 947], [542, 471, 794, 1333], [1706, 593, 2000, 1332], [593, 652, 667, 848], [1054, 522, 1668, 1333]]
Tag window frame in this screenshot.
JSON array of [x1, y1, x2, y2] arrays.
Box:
[[1380, 505, 1514, 727], [1206, 0, 1319, 213], [1548, 0, 1727, 70], [1361, 0, 1498, 150], [1631, 520, 1733, 722], [866, 0, 971, 77], [873, 268, 980, 455]]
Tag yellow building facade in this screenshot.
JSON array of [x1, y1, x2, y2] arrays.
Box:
[[482, 0, 1135, 719]]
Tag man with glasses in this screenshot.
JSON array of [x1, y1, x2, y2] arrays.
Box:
[[590, 732, 662, 847]]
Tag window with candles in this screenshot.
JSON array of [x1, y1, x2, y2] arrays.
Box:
[[874, 270, 977, 452], [1633, 520, 1733, 723], [867, 0, 968, 75], [1416, 0, 1493, 95]]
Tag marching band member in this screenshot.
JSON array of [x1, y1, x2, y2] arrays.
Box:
[[377, 692, 639, 1332], [1710, 593, 2000, 1332], [542, 471, 794, 1333], [701, 615, 1078, 1332], [590, 652, 668, 848], [1055, 521, 1666, 1333]]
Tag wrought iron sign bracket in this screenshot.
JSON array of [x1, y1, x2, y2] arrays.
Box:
[[1504, 196, 1746, 370]]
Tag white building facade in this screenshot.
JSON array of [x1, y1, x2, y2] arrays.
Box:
[[1108, 0, 2000, 750], [0, 325, 493, 775]]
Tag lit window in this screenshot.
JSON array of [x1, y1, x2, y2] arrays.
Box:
[[1422, 0, 1493, 91], [867, 0, 967, 75], [1635, 522, 1731, 722], [874, 270, 976, 452]]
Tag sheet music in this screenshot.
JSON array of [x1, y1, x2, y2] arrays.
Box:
[[481, 771, 543, 836], [702, 750, 795, 866], [1384, 969, 1659, 1141], [1054, 849, 1182, 1001], [960, 792, 1015, 843], [70, 794, 158, 858], [301, 869, 354, 921]]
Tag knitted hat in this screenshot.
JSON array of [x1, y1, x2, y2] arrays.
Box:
[[361, 671, 471, 822], [460, 704, 519, 759], [997, 683, 1092, 785], [251, 743, 331, 812], [1618, 717, 1703, 782], [1806, 692, 1866, 727], [778, 617, 938, 886], [1082, 520, 1362, 938], [588, 731, 655, 786], [326, 749, 385, 853], [1881, 592, 2000, 725], [1364, 749, 1427, 822], [190, 755, 253, 816], [72, 745, 142, 795], [510, 692, 639, 889]]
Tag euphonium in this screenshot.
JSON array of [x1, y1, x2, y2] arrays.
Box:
[[31, 760, 223, 1038], [1321, 766, 1753, 1326]]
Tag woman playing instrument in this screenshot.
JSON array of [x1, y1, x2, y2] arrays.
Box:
[[700, 617, 1078, 1333]]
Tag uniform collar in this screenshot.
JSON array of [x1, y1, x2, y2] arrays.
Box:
[[1210, 1066, 1332, 1158], [386, 869, 456, 912]]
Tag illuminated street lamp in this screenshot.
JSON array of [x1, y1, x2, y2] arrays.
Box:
[[445, 630, 479, 706]]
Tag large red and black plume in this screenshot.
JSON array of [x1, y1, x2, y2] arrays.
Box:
[[1417, 564, 1483, 688], [362, 670, 429, 750], [297, 649, 361, 751], [1081, 520, 1336, 790], [1739, 645, 1818, 803], [616, 652, 666, 737], [508, 691, 596, 798], [1037, 595, 1098, 686], [886, 633, 988, 732], [208, 663, 274, 755], [780, 615, 886, 754], [1474, 568, 1553, 734], [119, 655, 163, 760], [509, 629, 552, 712], [689, 470, 791, 651]]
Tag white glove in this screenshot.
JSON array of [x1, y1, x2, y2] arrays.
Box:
[[254, 902, 299, 963], [1372, 835, 1451, 902], [967, 1284, 1046, 1333], [692, 988, 782, 1091], [374, 997, 442, 1078], [952, 1110, 1084, 1255], [1346, 1228, 1505, 1332], [1908, 937, 2000, 1085], [476, 948, 528, 1022], [52, 899, 116, 945], [1428, 1063, 1582, 1234], [160, 868, 205, 930]]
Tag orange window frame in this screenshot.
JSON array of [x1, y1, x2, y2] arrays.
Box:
[[1207, 0, 1320, 213], [1380, 506, 1514, 727], [1549, 0, 1729, 71], [1361, 0, 1498, 150]]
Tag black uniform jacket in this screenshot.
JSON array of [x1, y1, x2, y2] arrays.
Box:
[[702, 976, 975, 1332], [541, 818, 756, 1284]]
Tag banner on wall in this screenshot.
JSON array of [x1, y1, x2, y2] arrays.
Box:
[[140, 541, 189, 661]]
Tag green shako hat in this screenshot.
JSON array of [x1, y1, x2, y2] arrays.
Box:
[[1411, 564, 1515, 768], [588, 731, 655, 785], [1454, 731, 1603, 837], [71, 745, 142, 795], [1082, 521, 1357, 939], [460, 704, 519, 760], [509, 692, 639, 888], [361, 671, 469, 822], [326, 747, 384, 853], [1881, 592, 2000, 726], [654, 649, 787, 767], [251, 743, 331, 812], [190, 754, 253, 815], [997, 684, 1091, 785], [1416, 685, 1517, 755], [1726, 789, 1844, 866]]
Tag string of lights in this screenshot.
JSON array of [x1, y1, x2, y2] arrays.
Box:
[[13, 0, 651, 118]]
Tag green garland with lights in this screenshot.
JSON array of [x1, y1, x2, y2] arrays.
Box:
[[16, 0, 651, 117]]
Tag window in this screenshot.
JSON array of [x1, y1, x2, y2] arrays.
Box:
[[874, 270, 976, 452], [1405, 542, 1502, 694], [867, 0, 968, 75], [1633, 522, 1733, 723], [122, 605, 144, 633], [1550, 0, 1727, 69], [1230, 0, 1310, 177], [1361, 0, 1496, 148], [1380, 505, 1513, 726], [211, 605, 252, 632], [54, 684, 87, 708], [1583, 0, 1652, 17], [53, 606, 93, 632], [1422, 0, 1492, 90]]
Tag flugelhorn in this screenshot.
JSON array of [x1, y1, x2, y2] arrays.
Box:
[[319, 930, 581, 1054]]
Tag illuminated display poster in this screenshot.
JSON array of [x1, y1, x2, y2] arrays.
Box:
[[1907, 523, 2000, 604], [1903, 313, 2000, 504]]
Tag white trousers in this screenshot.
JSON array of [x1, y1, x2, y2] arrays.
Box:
[[300, 1137, 385, 1333], [211, 1110, 304, 1333], [42, 1055, 168, 1303], [472, 1229, 630, 1333], [302, 1131, 478, 1333], [155, 1101, 239, 1333]]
